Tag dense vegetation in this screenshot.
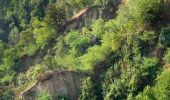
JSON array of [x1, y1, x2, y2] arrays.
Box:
[[1, 0, 170, 100]]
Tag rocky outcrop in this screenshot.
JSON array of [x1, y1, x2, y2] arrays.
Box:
[[20, 70, 85, 100], [17, 0, 122, 72], [60, 0, 121, 32], [19, 1, 122, 100]]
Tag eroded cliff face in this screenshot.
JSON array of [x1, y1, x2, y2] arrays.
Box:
[[16, 1, 122, 73], [19, 1, 122, 100], [62, 0, 121, 32], [20, 70, 84, 100], [18, 1, 170, 100]]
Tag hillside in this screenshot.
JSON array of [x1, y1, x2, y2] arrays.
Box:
[[1, 0, 170, 100]]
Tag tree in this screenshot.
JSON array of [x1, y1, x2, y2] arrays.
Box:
[[139, 57, 158, 84], [154, 68, 170, 100], [80, 43, 110, 70], [78, 77, 96, 100], [33, 26, 56, 47], [91, 19, 105, 39], [44, 3, 66, 29], [65, 0, 93, 10], [17, 29, 37, 55], [135, 86, 155, 100], [160, 25, 170, 47], [64, 31, 90, 54]]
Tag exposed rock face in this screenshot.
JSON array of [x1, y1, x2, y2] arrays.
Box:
[[61, 0, 121, 32], [19, 1, 122, 99], [17, 1, 122, 72], [20, 70, 84, 100]]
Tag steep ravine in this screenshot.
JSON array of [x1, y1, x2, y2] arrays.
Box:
[[19, 1, 122, 100], [17, 1, 121, 73], [18, 0, 170, 99]]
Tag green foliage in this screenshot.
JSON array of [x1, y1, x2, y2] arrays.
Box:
[[135, 86, 155, 100], [102, 57, 158, 100], [93, 0, 110, 6], [17, 29, 37, 56], [154, 68, 170, 100], [8, 26, 20, 45], [64, 31, 90, 54], [56, 95, 70, 100], [163, 48, 170, 64], [78, 77, 96, 100], [139, 31, 156, 42], [27, 64, 46, 81], [139, 57, 158, 82], [118, 0, 162, 22], [102, 67, 127, 100], [53, 31, 91, 70], [1, 48, 18, 71], [160, 25, 170, 46], [153, 68, 170, 100], [36, 91, 52, 100], [65, 0, 93, 10], [0, 0, 168, 99], [33, 26, 56, 47], [91, 19, 105, 38], [80, 44, 110, 70], [44, 3, 66, 28], [0, 87, 15, 100]]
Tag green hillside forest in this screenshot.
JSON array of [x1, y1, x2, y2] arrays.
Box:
[[1, 0, 170, 100]]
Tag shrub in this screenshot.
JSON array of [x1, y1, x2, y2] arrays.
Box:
[[78, 77, 96, 100], [154, 68, 170, 100], [91, 19, 105, 39], [163, 48, 170, 64], [160, 25, 170, 46], [135, 86, 155, 100], [80, 43, 110, 70], [36, 91, 52, 100], [17, 29, 37, 56], [44, 3, 66, 28], [33, 26, 56, 47]]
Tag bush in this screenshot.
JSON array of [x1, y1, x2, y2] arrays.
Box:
[[160, 25, 170, 46], [64, 31, 91, 54], [140, 57, 158, 81], [78, 77, 96, 100], [135, 86, 155, 100], [54, 31, 91, 70], [163, 49, 170, 64], [44, 3, 66, 28], [80, 43, 110, 70], [17, 29, 37, 56], [33, 26, 57, 47], [65, 0, 93, 10], [91, 19, 105, 39], [154, 68, 170, 100], [36, 91, 52, 100], [1, 87, 15, 100], [27, 64, 45, 81]]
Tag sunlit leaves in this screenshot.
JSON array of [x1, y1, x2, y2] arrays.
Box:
[[154, 68, 170, 100]]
